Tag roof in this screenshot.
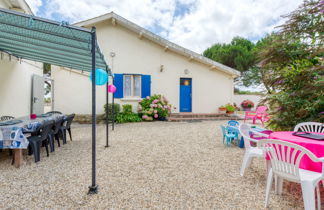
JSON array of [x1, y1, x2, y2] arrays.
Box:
[[3, 0, 33, 15], [0, 8, 110, 73], [74, 12, 240, 77]]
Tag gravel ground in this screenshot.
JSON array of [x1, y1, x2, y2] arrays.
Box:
[[0, 121, 308, 209]]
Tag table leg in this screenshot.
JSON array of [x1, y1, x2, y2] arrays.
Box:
[[13, 149, 23, 168]]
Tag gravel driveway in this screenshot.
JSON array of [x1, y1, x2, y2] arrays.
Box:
[[0, 121, 305, 209]]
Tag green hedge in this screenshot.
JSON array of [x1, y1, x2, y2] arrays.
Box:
[[116, 104, 142, 123], [104, 103, 120, 122]]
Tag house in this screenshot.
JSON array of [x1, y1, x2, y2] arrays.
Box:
[[0, 0, 45, 117], [51, 12, 240, 114]]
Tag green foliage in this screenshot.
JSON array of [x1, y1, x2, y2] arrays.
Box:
[[115, 104, 142, 123], [225, 104, 236, 112], [203, 37, 257, 72], [234, 88, 264, 95], [104, 103, 120, 122], [43, 63, 51, 75], [122, 104, 133, 114], [258, 0, 324, 130], [116, 113, 142, 123], [138, 94, 172, 121]]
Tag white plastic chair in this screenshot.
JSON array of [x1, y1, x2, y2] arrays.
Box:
[[239, 124, 264, 176], [294, 122, 324, 133], [258, 139, 324, 210]]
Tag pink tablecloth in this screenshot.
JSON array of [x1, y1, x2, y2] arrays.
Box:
[[269, 131, 324, 173]]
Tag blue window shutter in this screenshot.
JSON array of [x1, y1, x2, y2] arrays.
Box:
[[114, 74, 123, 98], [141, 75, 151, 98]]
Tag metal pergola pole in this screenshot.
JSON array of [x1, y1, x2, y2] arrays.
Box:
[[88, 27, 98, 194], [112, 77, 115, 131], [105, 71, 109, 148]]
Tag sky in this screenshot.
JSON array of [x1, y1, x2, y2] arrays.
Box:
[[25, 0, 303, 54]]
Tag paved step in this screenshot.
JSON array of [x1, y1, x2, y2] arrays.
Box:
[[170, 113, 228, 119], [168, 115, 243, 122]]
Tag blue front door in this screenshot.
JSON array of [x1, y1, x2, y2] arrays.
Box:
[[180, 78, 192, 112]]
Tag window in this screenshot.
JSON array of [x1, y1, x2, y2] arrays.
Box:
[[123, 74, 141, 97]]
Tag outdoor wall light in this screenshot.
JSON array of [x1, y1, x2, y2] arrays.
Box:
[[110, 52, 116, 57], [160, 65, 164, 72]]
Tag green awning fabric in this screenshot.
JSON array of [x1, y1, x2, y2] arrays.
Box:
[[0, 8, 110, 74]]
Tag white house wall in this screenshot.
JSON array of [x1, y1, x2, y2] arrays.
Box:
[[0, 54, 43, 117], [52, 21, 235, 114], [51, 67, 106, 114]]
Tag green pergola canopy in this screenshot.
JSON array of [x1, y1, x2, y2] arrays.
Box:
[[0, 8, 110, 73]]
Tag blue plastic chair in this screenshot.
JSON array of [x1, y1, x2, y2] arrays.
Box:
[[227, 126, 240, 145], [220, 125, 235, 146], [228, 120, 239, 127]]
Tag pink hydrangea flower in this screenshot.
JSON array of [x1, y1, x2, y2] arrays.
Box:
[[146, 96, 150, 99], [142, 115, 148, 119], [154, 110, 158, 114], [154, 104, 158, 108], [154, 114, 158, 118], [153, 99, 159, 104]]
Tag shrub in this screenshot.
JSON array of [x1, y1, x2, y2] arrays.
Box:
[[122, 104, 132, 114], [138, 94, 172, 121], [116, 104, 142, 123], [104, 103, 120, 122], [241, 100, 254, 108], [116, 113, 142, 123]]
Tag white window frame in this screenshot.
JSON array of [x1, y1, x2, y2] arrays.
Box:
[[123, 74, 141, 98]]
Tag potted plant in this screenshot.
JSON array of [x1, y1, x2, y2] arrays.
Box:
[[241, 100, 254, 111], [225, 104, 236, 114], [218, 105, 227, 114]]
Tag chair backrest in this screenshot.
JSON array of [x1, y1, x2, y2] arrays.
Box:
[[53, 117, 64, 134], [0, 116, 15, 121], [255, 106, 267, 114], [220, 125, 226, 136], [294, 122, 324, 133], [65, 113, 75, 129], [239, 124, 255, 149], [227, 126, 238, 134], [258, 139, 324, 181], [228, 120, 239, 127], [46, 111, 62, 115], [40, 120, 55, 141]]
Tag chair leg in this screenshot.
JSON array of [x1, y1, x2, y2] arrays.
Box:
[[44, 140, 49, 157], [55, 134, 60, 147], [60, 129, 67, 144], [276, 177, 283, 195], [316, 183, 321, 210], [300, 181, 316, 210], [68, 128, 72, 141], [240, 152, 252, 176], [265, 168, 273, 208], [29, 141, 39, 162], [48, 134, 54, 152]]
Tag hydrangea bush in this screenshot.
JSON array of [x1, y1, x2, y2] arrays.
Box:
[[138, 94, 172, 121]]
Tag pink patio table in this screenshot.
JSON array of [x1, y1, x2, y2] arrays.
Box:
[[269, 131, 324, 173]]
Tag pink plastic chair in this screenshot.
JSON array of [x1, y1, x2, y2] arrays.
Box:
[[244, 106, 268, 125]]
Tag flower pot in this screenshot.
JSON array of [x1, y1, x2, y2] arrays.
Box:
[[242, 107, 251, 111], [218, 108, 227, 114]]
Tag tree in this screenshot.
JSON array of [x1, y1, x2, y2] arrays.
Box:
[[203, 36, 257, 73], [258, 0, 324, 130]]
